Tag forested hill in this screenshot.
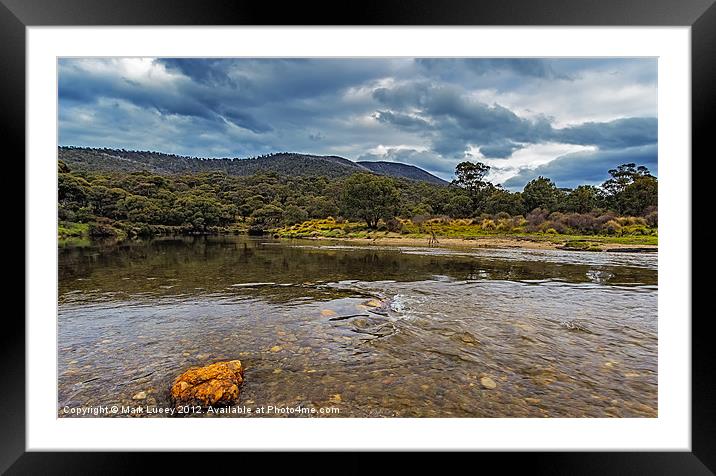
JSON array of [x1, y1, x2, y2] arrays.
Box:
[[357, 161, 448, 185], [58, 147, 448, 184]]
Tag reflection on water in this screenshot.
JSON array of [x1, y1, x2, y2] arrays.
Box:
[[59, 236, 657, 417]]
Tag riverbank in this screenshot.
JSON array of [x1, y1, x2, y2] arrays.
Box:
[[297, 233, 657, 252], [58, 221, 89, 239], [275, 218, 657, 252], [59, 218, 658, 252]]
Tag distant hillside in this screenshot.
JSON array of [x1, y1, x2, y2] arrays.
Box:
[[58, 147, 448, 185], [357, 161, 448, 185]]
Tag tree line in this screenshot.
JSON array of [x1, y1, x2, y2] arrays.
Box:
[[58, 159, 657, 238]]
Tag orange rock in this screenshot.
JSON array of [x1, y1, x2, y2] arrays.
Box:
[[170, 360, 244, 408]]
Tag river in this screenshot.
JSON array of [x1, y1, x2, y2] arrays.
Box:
[[58, 235, 657, 417]]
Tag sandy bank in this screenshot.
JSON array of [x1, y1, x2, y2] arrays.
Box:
[[299, 235, 658, 252]]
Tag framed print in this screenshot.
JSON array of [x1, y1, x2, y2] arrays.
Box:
[[6, 0, 712, 472]]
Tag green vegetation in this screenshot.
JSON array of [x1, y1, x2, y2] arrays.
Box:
[[275, 217, 657, 246], [341, 173, 401, 228], [58, 146, 448, 185], [58, 221, 88, 239], [58, 152, 657, 246]]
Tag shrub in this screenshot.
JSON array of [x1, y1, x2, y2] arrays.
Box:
[[616, 216, 646, 227], [135, 224, 155, 237], [75, 206, 95, 223], [412, 204, 434, 216], [526, 208, 549, 229], [385, 218, 404, 233], [622, 224, 650, 235], [595, 212, 617, 228], [601, 219, 623, 235], [58, 221, 88, 238], [88, 221, 119, 238], [495, 220, 511, 232], [282, 204, 308, 226], [426, 216, 451, 226], [548, 211, 565, 222], [58, 208, 76, 222], [480, 219, 496, 231], [512, 216, 527, 228], [562, 213, 589, 233], [542, 220, 568, 233], [412, 214, 430, 226], [326, 228, 345, 237]]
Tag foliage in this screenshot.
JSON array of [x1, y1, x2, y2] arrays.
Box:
[[340, 173, 401, 228], [562, 185, 600, 213], [452, 161, 494, 211], [275, 216, 657, 246], [57, 153, 657, 241], [522, 176, 563, 212], [601, 163, 657, 215], [58, 221, 88, 239], [453, 161, 490, 192], [252, 204, 285, 228], [58, 147, 448, 184]]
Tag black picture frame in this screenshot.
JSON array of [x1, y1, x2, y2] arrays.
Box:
[[5, 0, 711, 472]]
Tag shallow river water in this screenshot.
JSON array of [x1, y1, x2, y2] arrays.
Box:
[[58, 236, 657, 417]]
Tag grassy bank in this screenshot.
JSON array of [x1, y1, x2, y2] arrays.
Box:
[[58, 221, 89, 239], [274, 218, 657, 251], [58, 216, 657, 252], [58, 220, 250, 242]]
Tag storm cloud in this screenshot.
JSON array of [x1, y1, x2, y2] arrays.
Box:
[[502, 144, 658, 190], [58, 57, 657, 189]]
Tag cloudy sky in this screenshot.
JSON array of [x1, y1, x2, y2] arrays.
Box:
[[58, 57, 657, 189]]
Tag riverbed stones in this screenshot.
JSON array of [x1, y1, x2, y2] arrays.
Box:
[[170, 360, 244, 408], [132, 391, 147, 400], [480, 376, 497, 389], [456, 331, 479, 345]]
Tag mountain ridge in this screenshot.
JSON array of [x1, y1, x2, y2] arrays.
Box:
[[58, 147, 449, 185], [356, 160, 447, 185]]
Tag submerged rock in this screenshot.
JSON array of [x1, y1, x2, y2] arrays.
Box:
[[456, 331, 480, 345], [170, 360, 244, 408], [365, 298, 391, 316], [560, 319, 593, 333]]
